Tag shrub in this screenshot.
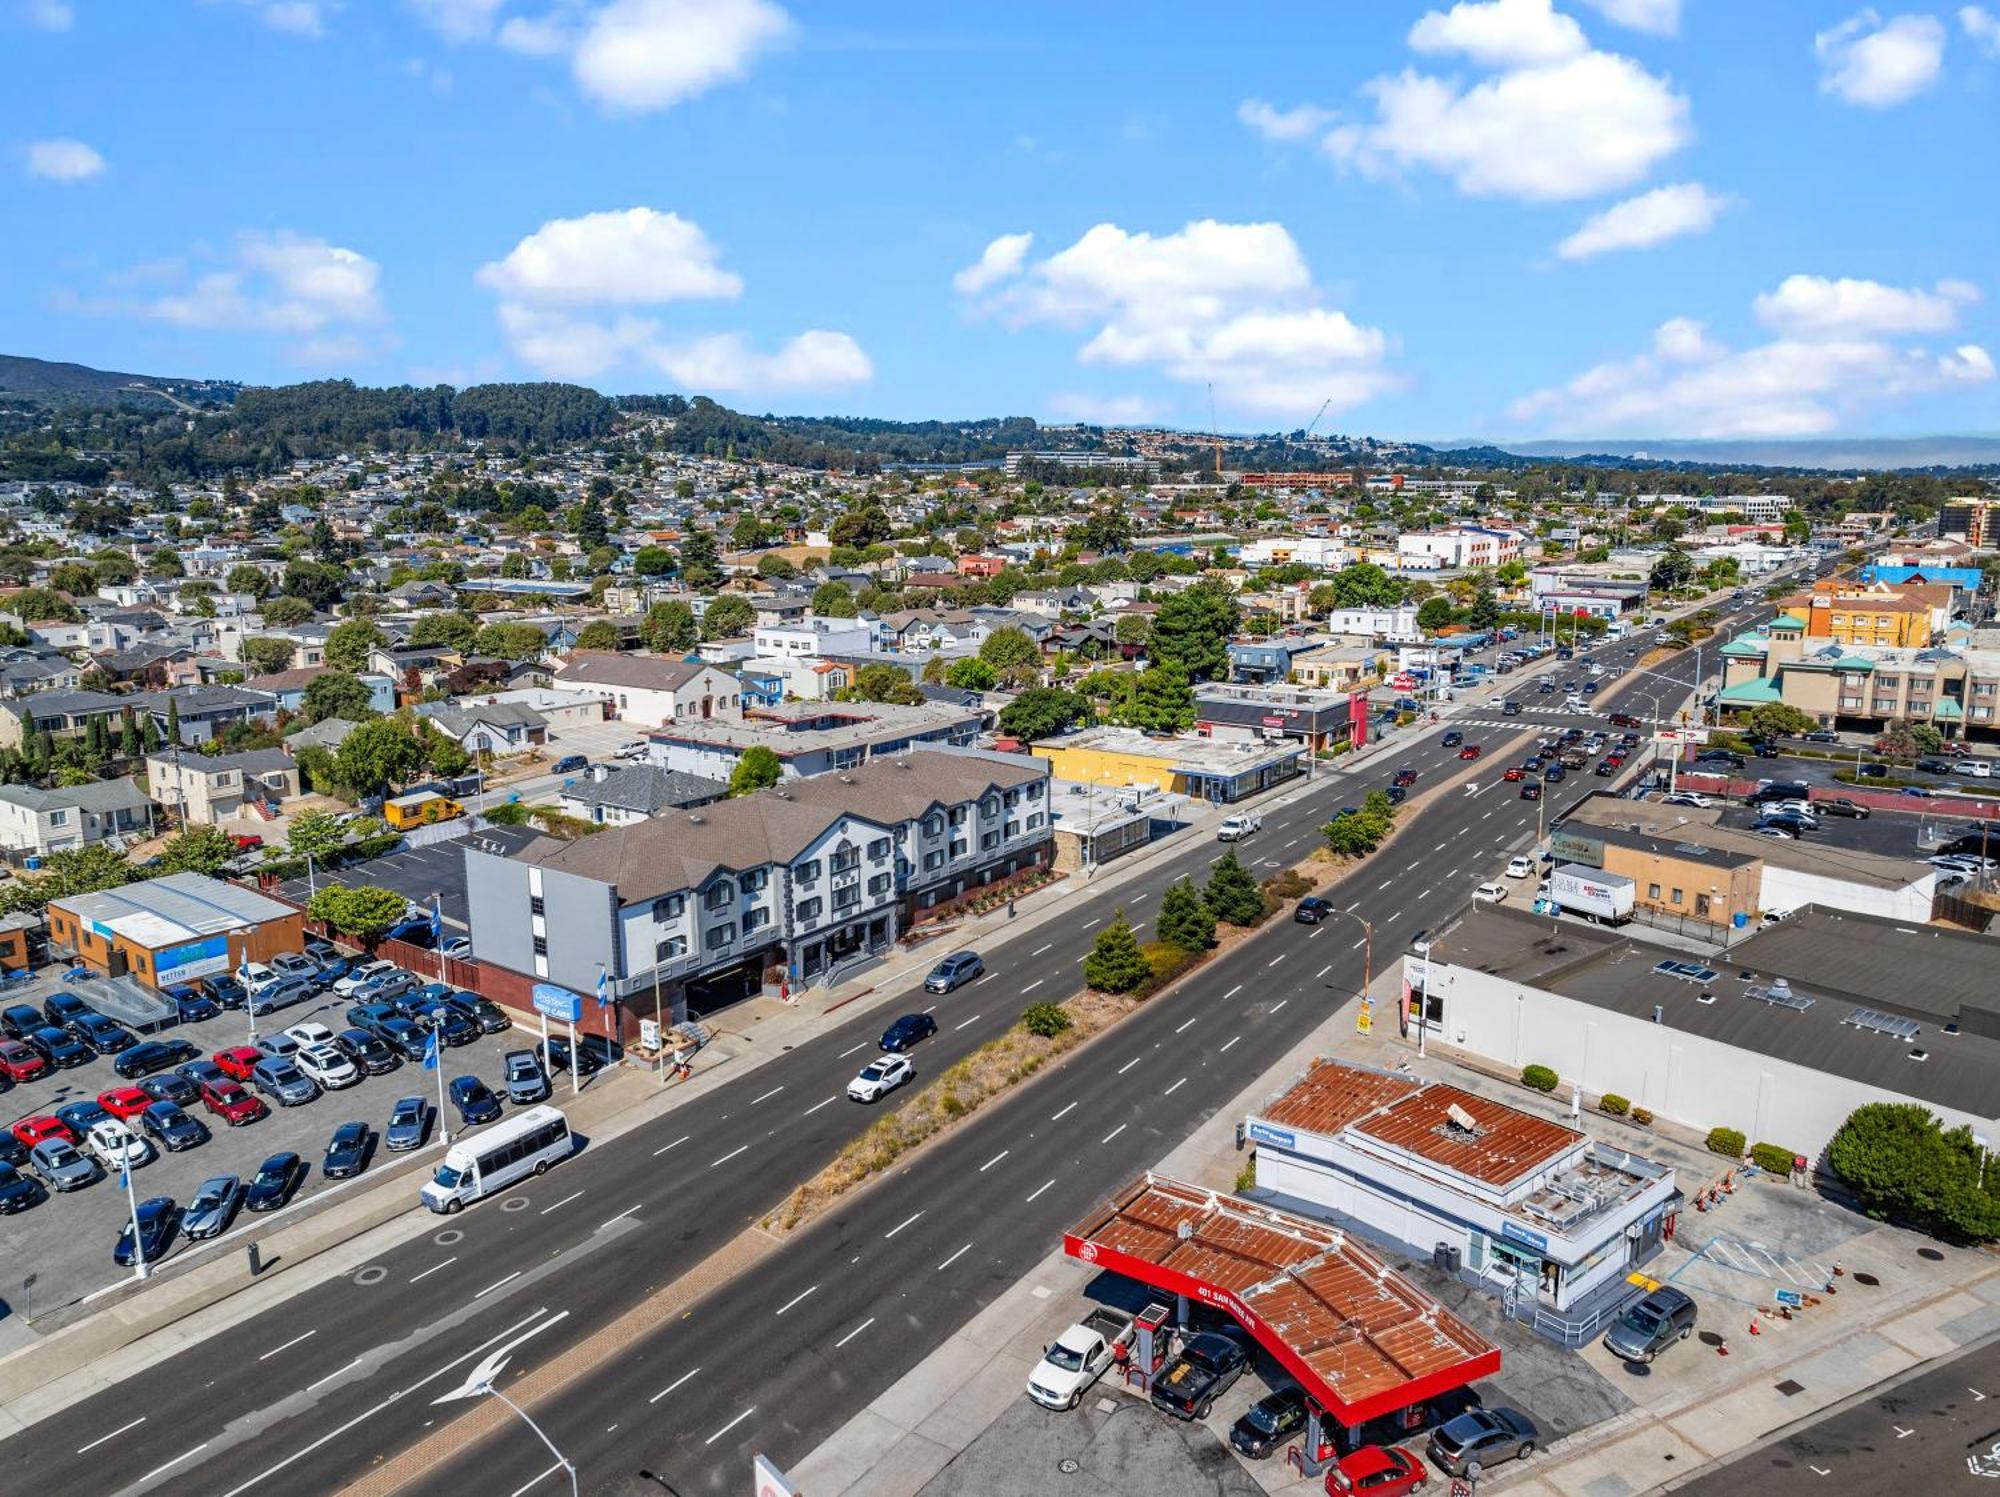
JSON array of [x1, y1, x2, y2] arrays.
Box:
[[1598, 1093, 1630, 1116], [1521, 1064, 1559, 1093], [1140, 940, 1199, 992], [1706, 1126, 1747, 1158], [1233, 1159, 1258, 1193], [1828, 1101, 2000, 1243], [1631, 1107, 1654, 1126], [1021, 1001, 1073, 1038], [1751, 1142, 1797, 1175], [1204, 852, 1265, 927], [1155, 877, 1216, 953], [1264, 869, 1313, 901]]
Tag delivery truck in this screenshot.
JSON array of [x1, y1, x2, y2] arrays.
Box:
[[1546, 865, 1635, 924]]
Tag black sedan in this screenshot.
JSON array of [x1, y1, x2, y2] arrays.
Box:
[[448, 1075, 502, 1126], [138, 1071, 200, 1107], [0, 1161, 44, 1214], [140, 1100, 209, 1152], [1520, 783, 1544, 800], [417, 1002, 480, 1048], [114, 1196, 178, 1265], [1, 1003, 41, 1040], [1229, 1387, 1307, 1459], [163, 985, 219, 1023], [879, 1013, 937, 1052], [1293, 896, 1332, 924], [541, 1035, 602, 1077], [245, 1152, 306, 1213], [27, 1025, 92, 1069], [322, 1122, 373, 1179], [114, 1038, 201, 1080]]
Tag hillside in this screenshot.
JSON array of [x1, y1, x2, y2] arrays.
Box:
[[0, 353, 237, 409]]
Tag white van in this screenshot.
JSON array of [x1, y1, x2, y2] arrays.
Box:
[[420, 1105, 573, 1213]]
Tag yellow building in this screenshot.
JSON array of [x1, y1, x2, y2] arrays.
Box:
[[1029, 727, 1301, 804], [1775, 579, 1947, 649]]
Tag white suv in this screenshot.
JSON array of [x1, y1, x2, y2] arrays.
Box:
[[85, 1118, 153, 1171], [285, 1022, 338, 1050], [296, 1043, 360, 1090], [334, 960, 397, 997]]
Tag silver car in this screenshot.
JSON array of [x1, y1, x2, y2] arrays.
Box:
[[182, 1174, 245, 1240], [251, 1057, 320, 1107], [29, 1138, 101, 1192]]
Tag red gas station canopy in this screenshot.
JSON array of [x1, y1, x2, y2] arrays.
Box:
[[1065, 1174, 1501, 1428]]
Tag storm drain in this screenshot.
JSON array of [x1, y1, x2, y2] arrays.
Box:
[[1853, 1271, 1881, 1286], [1058, 1458, 1081, 1474], [1775, 1379, 1806, 1397]]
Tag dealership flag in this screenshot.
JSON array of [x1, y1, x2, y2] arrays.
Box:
[[422, 1029, 439, 1070]]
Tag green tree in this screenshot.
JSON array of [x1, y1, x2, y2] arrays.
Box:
[[226, 563, 274, 599], [728, 744, 783, 797], [282, 560, 347, 610], [259, 595, 315, 627], [408, 612, 479, 652], [811, 580, 857, 618], [286, 808, 348, 864], [418, 723, 473, 778], [1113, 613, 1151, 651], [1416, 596, 1457, 632], [1082, 911, 1149, 993], [1150, 579, 1240, 681], [1826, 1102, 2000, 1243], [307, 884, 411, 941], [240, 637, 297, 676], [498, 553, 532, 580], [1020, 1001, 1073, 1038], [574, 619, 621, 652], [1328, 562, 1407, 608], [1204, 850, 1265, 927], [473, 622, 549, 662], [1875, 719, 1920, 765], [333, 717, 424, 797], [979, 626, 1041, 671], [944, 657, 997, 691], [0, 844, 134, 915], [1156, 877, 1215, 953], [632, 545, 675, 577], [0, 587, 82, 623], [1744, 703, 1818, 740], [701, 593, 756, 640], [829, 504, 892, 549], [301, 671, 377, 724], [843, 663, 924, 705], [1117, 662, 1195, 733], [680, 529, 724, 589], [731, 513, 765, 550], [1467, 589, 1502, 631], [756, 553, 798, 580], [997, 687, 1086, 742], [156, 825, 234, 876], [165, 697, 182, 746], [325, 618, 386, 673], [1649, 546, 1694, 591], [642, 601, 698, 653]]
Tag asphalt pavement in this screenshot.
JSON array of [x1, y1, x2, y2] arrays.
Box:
[[0, 597, 1772, 1497]]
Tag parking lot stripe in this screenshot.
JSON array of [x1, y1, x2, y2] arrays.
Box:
[[474, 1270, 521, 1300], [652, 1135, 690, 1156], [408, 1257, 456, 1284], [258, 1330, 317, 1361], [649, 1367, 702, 1404], [834, 1317, 875, 1348], [76, 1416, 145, 1454], [774, 1285, 817, 1316], [538, 1191, 583, 1216]]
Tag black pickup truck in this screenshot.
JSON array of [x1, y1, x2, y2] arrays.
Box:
[[1149, 1331, 1249, 1420]]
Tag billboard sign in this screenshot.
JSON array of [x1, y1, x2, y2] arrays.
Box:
[[531, 984, 584, 1024], [156, 934, 230, 986], [1549, 828, 1605, 869], [1247, 1121, 1297, 1150]]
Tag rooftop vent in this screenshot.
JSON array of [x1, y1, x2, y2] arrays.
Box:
[[686, 813, 703, 824], [1909, 1047, 1929, 1062]]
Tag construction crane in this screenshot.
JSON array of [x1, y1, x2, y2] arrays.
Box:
[[1207, 382, 1224, 484], [1301, 398, 1331, 442]]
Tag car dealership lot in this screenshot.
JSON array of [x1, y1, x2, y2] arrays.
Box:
[[0, 965, 542, 1316]]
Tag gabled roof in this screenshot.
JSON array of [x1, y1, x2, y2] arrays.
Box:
[[553, 651, 712, 692]]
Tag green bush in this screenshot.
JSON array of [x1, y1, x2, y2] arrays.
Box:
[[1264, 869, 1313, 901], [1631, 1107, 1654, 1126], [1021, 1001, 1073, 1038], [1521, 1064, 1559, 1093], [1828, 1102, 2000, 1243], [1706, 1126, 1747, 1158], [1751, 1142, 1798, 1175], [1598, 1093, 1630, 1116], [1234, 1159, 1258, 1193]]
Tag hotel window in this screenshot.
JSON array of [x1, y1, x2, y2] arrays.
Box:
[[922, 813, 945, 837], [741, 870, 767, 893], [794, 859, 820, 882], [868, 873, 892, 896], [1695, 893, 1712, 917], [1670, 887, 1684, 905], [705, 881, 734, 910], [651, 893, 684, 920], [922, 850, 945, 872], [867, 837, 891, 861], [831, 846, 859, 874], [795, 896, 822, 922], [656, 936, 687, 961], [705, 923, 735, 949], [744, 907, 769, 932]]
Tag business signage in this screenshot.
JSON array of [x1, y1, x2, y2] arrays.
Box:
[[1247, 1121, 1297, 1150], [531, 983, 584, 1024], [156, 934, 230, 986], [1500, 1221, 1550, 1252], [1549, 828, 1605, 869], [753, 1454, 800, 1497], [1261, 715, 1287, 728]]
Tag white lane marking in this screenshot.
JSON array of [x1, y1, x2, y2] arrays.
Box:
[[1117, 1056, 1141, 1075], [76, 1416, 146, 1454], [474, 1270, 521, 1300], [539, 1191, 584, 1216], [1377, 879, 1392, 890], [1310, 927, 1323, 939], [1026, 1178, 1056, 1202], [1175, 1016, 1198, 1034], [1316, 964, 1333, 978], [408, 1256, 459, 1285], [1163, 1076, 1186, 1097], [1219, 1035, 1240, 1053], [774, 1285, 818, 1316], [750, 1085, 784, 1105], [838, 1042, 867, 1058], [979, 1149, 1009, 1172], [1223, 984, 1242, 1000], [1267, 953, 1286, 968], [802, 1096, 836, 1116], [835, 1317, 876, 1348], [511, 1461, 564, 1497], [1385, 911, 1402, 924], [955, 1014, 983, 1029], [977, 972, 996, 984], [1345, 901, 1359, 912], [649, 1366, 702, 1404], [1032, 943, 1053, 955], [937, 1242, 974, 1271], [1271, 999, 1288, 1014], [885, 1211, 925, 1238], [704, 1407, 756, 1446], [600, 1204, 642, 1229], [1082, 918, 1101, 930], [305, 1358, 360, 1393], [652, 1135, 690, 1156], [1021, 979, 1044, 994], [710, 1144, 750, 1168], [1050, 1101, 1078, 1121], [142, 1444, 211, 1485], [1434, 841, 1448, 851], [1102, 1123, 1127, 1143], [1351, 937, 1366, 949], [1405, 860, 1420, 872], [259, 1330, 318, 1361], [1418, 887, 1431, 899]]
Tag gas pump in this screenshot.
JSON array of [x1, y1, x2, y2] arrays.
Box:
[[1288, 1401, 1337, 1478], [1126, 1302, 1173, 1393]]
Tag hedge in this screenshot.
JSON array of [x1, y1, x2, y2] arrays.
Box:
[[1598, 1093, 1630, 1116], [1706, 1126, 1747, 1157], [1631, 1107, 1654, 1126], [1750, 1142, 1798, 1175], [1521, 1064, 1559, 1093]]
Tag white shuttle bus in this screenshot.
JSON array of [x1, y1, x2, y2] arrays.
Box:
[[420, 1104, 573, 1213]]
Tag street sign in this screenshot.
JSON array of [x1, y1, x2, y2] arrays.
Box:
[[530, 984, 584, 1024]]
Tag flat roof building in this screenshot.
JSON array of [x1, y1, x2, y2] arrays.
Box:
[[48, 871, 304, 989], [1030, 725, 1304, 805]]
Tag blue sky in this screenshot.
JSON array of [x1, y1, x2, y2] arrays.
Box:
[[5, 0, 1999, 442]]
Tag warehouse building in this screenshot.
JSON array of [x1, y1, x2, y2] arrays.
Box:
[[48, 871, 305, 988]]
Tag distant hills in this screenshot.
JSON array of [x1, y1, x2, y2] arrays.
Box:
[[1427, 434, 2000, 474], [0, 353, 238, 410]]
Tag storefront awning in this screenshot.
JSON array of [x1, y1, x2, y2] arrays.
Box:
[[1065, 1174, 1501, 1428]]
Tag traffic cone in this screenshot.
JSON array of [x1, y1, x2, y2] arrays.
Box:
[[1748, 1316, 1761, 1336]]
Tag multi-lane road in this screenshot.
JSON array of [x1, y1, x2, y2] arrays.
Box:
[[4, 602, 1771, 1497]]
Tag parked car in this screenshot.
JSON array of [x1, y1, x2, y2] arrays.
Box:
[[29, 1137, 100, 1192], [199, 1079, 267, 1127], [878, 1014, 937, 1052], [448, 1075, 503, 1125], [83, 1118, 153, 1172], [0, 1037, 50, 1083], [253, 1034, 300, 1063], [1473, 882, 1507, 903], [70, 1014, 137, 1055], [113, 1196, 179, 1266], [1229, 1387, 1308, 1459], [1817, 797, 1870, 818], [414, 1001, 479, 1048], [55, 1098, 110, 1137], [378, 1017, 430, 1064], [0, 1161, 45, 1214], [552, 754, 588, 774], [213, 1045, 264, 1082], [1294, 896, 1332, 924], [336, 1028, 400, 1075], [200, 974, 248, 1010], [1427, 1407, 1538, 1478], [0, 1130, 23, 1168], [285, 1021, 338, 1050], [96, 1085, 155, 1120], [384, 1096, 430, 1151], [0, 1003, 42, 1041], [182, 1174, 245, 1240], [25, 1024, 89, 1069], [11, 1114, 73, 1151], [140, 1100, 209, 1153], [847, 1054, 914, 1103], [540, 1034, 602, 1077], [42, 991, 91, 1029], [446, 991, 510, 1034], [322, 1121, 373, 1179], [303, 939, 341, 972], [1325, 1445, 1429, 1496], [296, 1043, 361, 1090], [245, 1151, 306, 1212], [1660, 792, 1712, 809], [251, 1058, 319, 1108], [162, 984, 219, 1023], [113, 1038, 200, 1080], [138, 1071, 200, 1107], [334, 960, 398, 998], [1504, 856, 1534, 879], [502, 1049, 551, 1104], [248, 977, 315, 1017], [1150, 1331, 1249, 1420], [923, 951, 985, 994], [1602, 1286, 1698, 1363]]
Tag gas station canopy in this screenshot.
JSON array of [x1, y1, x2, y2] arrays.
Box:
[[1065, 1174, 1500, 1428]]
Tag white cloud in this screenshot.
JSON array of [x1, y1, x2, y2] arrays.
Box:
[[1752, 273, 1977, 337], [1235, 98, 1338, 143], [1408, 0, 1588, 68], [951, 233, 1033, 296], [1325, 49, 1690, 201], [408, 0, 503, 43], [24, 137, 105, 182], [1576, 0, 1681, 34], [1962, 4, 2000, 55], [1555, 182, 1726, 260], [572, 0, 791, 113], [481, 205, 869, 392], [1046, 393, 1163, 426], [259, 1, 326, 36], [1510, 274, 1993, 437], [1815, 11, 1946, 107], [476, 207, 743, 306], [959, 218, 1400, 419], [497, 13, 573, 55], [20, 0, 74, 31]]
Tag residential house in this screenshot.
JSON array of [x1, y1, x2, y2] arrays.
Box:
[[240, 667, 397, 716], [413, 700, 550, 754], [646, 699, 983, 782], [0, 778, 153, 862], [146, 748, 302, 825], [554, 763, 729, 826], [551, 653, 743, 728]]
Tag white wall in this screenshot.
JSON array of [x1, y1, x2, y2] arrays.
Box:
[[1760, 864, 1936, 923]]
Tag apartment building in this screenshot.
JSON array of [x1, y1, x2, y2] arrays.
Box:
[[1718, 619, 2000, 734], [1396, 526, 1524, 572], [1773, 578, 1950, 649], [646, 699, 983, 782]]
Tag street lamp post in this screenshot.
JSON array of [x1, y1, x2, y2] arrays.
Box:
[[432, 1353, 578, 1497]]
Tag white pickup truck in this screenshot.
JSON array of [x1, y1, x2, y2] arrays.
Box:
[[1216, 812, 1262, 842], [1026, 1308, 1134, 1410]]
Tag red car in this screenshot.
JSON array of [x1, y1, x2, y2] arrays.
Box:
[[0, 1038, 49, 1083], [1326, 1444, 1427, 1495], [200, 1079, 266, 1126], [1603, 753, 1626, 768], [1502, 766, 1525, 782], [9, 1113, 73, 1149], [1458, 745, 1482, 760], [214, 1045, 263, 1082], [97, 1085, 155, 1121]]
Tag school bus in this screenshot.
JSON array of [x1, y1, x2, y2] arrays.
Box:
[[383, 790, 465, 830]]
